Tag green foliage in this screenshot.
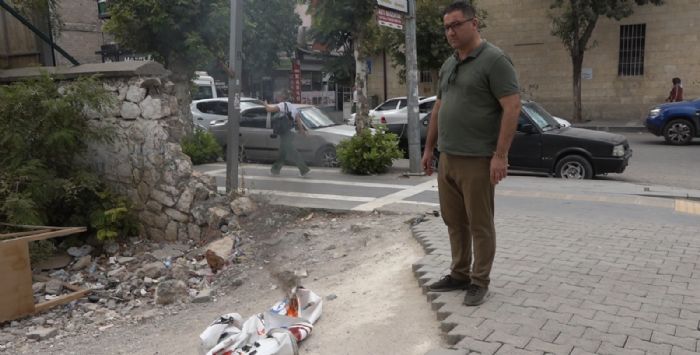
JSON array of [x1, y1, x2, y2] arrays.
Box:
[[242, 0, 302, 80], [90, 191, 139, 241], [105, 0, 300, 80], [310, 0, 379, 85], [182, 128, 223, 165], [336, 128, 403, 175], [0, 74, 118, 228], [383, 0, 487, 83]]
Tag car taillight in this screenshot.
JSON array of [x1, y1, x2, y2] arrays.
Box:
[[380, 116, 386, 124]]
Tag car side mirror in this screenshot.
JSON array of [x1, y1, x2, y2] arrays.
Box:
[[519, 123, 537, 134]]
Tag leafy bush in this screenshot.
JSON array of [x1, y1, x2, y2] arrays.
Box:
[[182, 128, 223, 165], [90, 191, 139, 241], [336, 127, 403, 175], [0, 74, 138, 241]]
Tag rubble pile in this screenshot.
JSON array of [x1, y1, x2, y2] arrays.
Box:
[[0, 196, 260, 353]]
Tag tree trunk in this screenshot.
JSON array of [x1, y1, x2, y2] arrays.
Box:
[[354, 36, 369, 134], [431, 70, 439, 95], [571, 52, 583, 123]]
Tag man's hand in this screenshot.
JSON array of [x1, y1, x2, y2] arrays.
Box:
[[490, 155, 508, 185], [422, 149, 435, 176]]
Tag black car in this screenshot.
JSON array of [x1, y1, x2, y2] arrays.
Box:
[[417, 100, 632, 179]]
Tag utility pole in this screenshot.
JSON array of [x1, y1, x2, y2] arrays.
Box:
[[226, 0, 243, 192], [405, 0, 421, 173]]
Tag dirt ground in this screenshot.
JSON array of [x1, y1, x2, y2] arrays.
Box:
[[9, 207, 444, 354]]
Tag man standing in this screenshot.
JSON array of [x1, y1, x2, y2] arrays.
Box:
[[265, 94, 311, 177], [421, 1, 521, 306]]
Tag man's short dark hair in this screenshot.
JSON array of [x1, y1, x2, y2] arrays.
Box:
[[672, 77, 681, 84], [443, 1, 476, 18]]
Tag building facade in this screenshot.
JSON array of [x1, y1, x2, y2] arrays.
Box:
[[367, 0, 700, 122], [0, 0, 109, 68]]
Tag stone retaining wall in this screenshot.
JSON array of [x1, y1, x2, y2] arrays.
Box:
[[1, 61, 229, 242]]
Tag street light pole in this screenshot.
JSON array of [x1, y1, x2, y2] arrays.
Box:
[[226, 0, 243, 192], [405, 0, 421, 173]]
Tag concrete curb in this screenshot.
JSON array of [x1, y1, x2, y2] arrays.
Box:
[[410, 218, 471, 354]]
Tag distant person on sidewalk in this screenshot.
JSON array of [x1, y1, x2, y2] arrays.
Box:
[[420, 1, 521, 306], [264, 92, 311, 177], [666, 77, 683, 102]]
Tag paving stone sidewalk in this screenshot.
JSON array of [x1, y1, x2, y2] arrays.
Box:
[[412, 215, 700, 355]]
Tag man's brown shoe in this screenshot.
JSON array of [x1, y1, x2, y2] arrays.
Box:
[[427, 275, 470, 292]]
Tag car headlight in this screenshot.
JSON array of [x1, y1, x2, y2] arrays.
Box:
[[649, 108, 661, 118], [612, 144, 625, 157]]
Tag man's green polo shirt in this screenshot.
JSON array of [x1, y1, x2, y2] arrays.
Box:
[[437, 40, 519, 157]]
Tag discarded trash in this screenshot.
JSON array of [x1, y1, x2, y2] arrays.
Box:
[[199, 287, 322, 355]]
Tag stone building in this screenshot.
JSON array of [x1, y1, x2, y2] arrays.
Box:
[[0, 0, 109, 68], [367, 0, 700, 122]]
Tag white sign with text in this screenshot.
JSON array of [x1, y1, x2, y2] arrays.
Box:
[[377, 0, 407, 13]]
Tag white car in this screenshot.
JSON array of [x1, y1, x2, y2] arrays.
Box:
[[553, 116, 572, 127], [347, 96, 425, 126], [190, 97, 265, 128]]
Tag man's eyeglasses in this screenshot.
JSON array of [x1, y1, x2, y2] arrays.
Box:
[[444, 18, 474, 33]]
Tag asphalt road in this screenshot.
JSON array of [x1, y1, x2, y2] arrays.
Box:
[[608, 132, 700, 190]]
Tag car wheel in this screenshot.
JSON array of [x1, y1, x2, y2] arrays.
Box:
[[555, 155, 593, 179], [221, 146, 246, 162], [315, 145, 337, 167], [663, 119, 694, 145]]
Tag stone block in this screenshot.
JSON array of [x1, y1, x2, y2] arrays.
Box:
[[120, 102, 141, 119]]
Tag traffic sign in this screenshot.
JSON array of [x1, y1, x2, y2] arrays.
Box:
[[377, 8, 403, 30], [377, 0, 407, 13]]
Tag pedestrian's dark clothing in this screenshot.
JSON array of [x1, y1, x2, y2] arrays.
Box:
[[667, 85, 683, 102], [271, 131, 309, 175], [436, 40, 519, 288]]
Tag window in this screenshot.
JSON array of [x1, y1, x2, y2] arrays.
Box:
[[197, 101, 227, 115], [419, 100, 435, 113], [618, 24, 646, 76], [377, 99, 400, 111], [97, 0, 110, 19], [241, 108, 268, 128], [420, 70, 433, 83], [192, 86, 214, 100]]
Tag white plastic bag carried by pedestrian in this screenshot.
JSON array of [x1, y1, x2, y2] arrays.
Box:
[[199, 287, 322, 355]]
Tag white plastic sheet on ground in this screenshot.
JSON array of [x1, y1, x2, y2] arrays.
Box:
[[199, 287, 323, 355]]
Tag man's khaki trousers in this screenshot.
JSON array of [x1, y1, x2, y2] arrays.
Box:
[[437, 153, 496, 288]]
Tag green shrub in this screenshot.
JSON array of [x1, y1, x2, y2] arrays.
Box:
[[336, 127, 403, 175], [0, 74, 117, 228], [90, 190, 139, 241], [182, 128, 223, 165]]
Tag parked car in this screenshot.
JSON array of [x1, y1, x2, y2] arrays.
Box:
[[192, 101, 357, 167], [645, 98, 700, 145], [190, 97, 265, 127], [371, 96, 436, 129], [347, 96, 425, 125], [425, 100, 632, 179]]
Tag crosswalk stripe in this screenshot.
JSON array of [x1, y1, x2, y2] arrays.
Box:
[[217, 187, 374, 202]]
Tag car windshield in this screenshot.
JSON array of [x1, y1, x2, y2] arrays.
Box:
[[522, 103, 560, 132], [299, 107, 336, 129], [192, 85, 214, 100]]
